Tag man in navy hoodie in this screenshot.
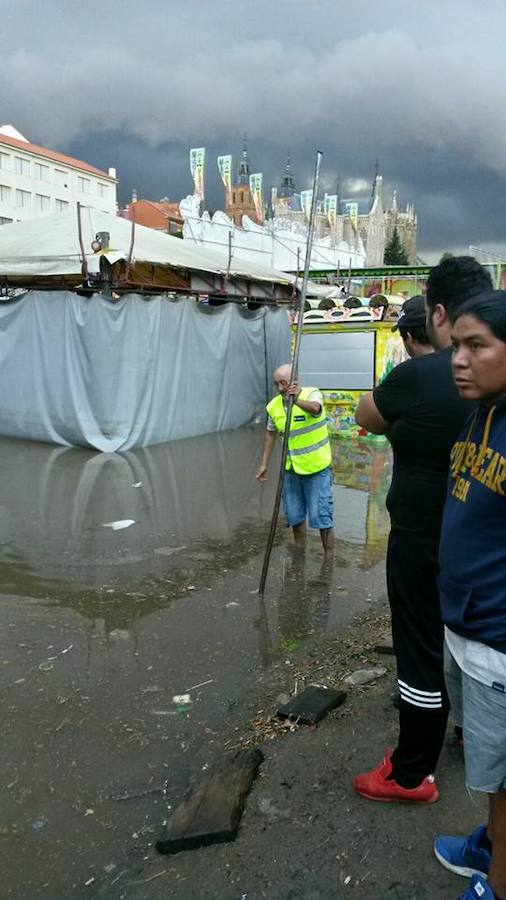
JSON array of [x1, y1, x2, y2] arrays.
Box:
[[433, 291, 506, 900]]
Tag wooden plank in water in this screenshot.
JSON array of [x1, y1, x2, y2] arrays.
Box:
[[156, 748, 264, 854]]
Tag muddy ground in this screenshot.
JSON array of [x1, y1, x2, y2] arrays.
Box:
[[0, 431, 484, 899], [89, 605, 485, 900]]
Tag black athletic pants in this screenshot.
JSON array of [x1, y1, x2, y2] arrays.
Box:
[[387, 528, 450, 788]]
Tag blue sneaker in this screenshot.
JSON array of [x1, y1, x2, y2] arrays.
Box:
[[434, 825, 491, 879], [458, 874, 495, 899]]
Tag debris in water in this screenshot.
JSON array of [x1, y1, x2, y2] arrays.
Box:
[[38, 660, 54, 672], [102, 519, 135, 530], [344, 667, 387, 686], [185, 679, 213, 691], [172, 694, 191, 705], [32, 819, 47, 830], [132, 482, 142, 488]]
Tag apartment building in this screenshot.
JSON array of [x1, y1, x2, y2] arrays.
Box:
[[0, 125, 117, 225]]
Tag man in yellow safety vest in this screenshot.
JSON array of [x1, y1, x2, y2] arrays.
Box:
[[256, 363, 334, 559]]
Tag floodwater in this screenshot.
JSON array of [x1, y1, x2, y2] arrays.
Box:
[[0, 429, 391, 898]]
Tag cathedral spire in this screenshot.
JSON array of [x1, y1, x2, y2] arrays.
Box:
[[279, 150, 296, 198], [370, 172, 383, 217], [237, 134, 250, 185]]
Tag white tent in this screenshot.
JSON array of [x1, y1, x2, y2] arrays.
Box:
[[0, 206, 294, 295]]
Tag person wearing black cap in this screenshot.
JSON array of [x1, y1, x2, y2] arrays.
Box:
[[352, 258, 492, 805], [392, 295, 433, 359]]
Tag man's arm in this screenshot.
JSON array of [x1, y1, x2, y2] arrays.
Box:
[[287, 382, 321, 416], [355, 392, 389, 434], [356, 357, 419, 434], [256, 430, 277, 482]]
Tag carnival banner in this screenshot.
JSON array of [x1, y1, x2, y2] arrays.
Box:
[[217, 154, 232, 192], [300, 189, 313, 221], [344, 200, 358, 228], [249, 172, 263, 220], [190, 147, 206, 200], [325, 194, 338, 229]]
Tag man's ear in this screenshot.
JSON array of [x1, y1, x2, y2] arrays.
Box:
[[433, 302, 448, 327]]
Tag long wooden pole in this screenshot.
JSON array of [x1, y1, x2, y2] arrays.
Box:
[[258, 150, 323, 597]]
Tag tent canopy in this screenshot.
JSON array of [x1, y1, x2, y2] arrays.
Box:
[[0, 207, 295, 297]]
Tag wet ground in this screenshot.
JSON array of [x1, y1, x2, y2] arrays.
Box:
[[0, 429, 396, 898], [4, 429, 484, 900]]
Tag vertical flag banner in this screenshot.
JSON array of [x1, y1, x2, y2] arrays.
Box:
[[217, 155, 232, 194], [190, 147, 206, 200], [249, 173, 263, 220], [344, 201, 358, 229], [271, 186, 278, 213], [300, 190, 313, 222], [326, 194, 338, 229]]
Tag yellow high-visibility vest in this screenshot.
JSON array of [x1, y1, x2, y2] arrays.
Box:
[[266, 387, 331, 475]]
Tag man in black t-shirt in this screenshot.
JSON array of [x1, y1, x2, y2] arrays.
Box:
[[352, 258, 492, 804]]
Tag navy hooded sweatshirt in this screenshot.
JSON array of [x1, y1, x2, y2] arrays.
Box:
[[439, 397, 506, 652]]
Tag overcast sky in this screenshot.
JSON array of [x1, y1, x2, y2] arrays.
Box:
[[1, 0, 505, 260]]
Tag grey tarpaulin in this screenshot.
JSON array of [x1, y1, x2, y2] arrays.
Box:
[[0, 291, 291, 451]]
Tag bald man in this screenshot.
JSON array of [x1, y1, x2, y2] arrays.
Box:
[[256, 364, 334, 558]]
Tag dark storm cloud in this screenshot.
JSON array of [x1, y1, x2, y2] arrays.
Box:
[[2, 0, 505, 257]]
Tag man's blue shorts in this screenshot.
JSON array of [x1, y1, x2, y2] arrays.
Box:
[[282, 466, 334, 530]]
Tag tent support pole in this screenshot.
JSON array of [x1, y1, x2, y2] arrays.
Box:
[[258, 150, 323, 597]]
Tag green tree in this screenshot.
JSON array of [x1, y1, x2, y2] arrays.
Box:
[[384, 227, 409, 265]]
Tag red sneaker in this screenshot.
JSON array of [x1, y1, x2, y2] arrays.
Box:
[[353, 750, 440, 804]]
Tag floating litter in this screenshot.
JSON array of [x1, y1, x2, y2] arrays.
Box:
[[102, 519, 135, 530], [172, 694, 191, 705]]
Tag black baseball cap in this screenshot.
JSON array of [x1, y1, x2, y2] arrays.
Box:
[[391, 294, 427, 332]]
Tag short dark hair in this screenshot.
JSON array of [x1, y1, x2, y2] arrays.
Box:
[[426, 256, 492, 318], [398, 323, 431, 345], [452, 290, 506, 341]]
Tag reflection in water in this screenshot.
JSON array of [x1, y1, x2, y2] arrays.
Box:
[[331, 440, 391, 567], [255, 553, 335, 667], [255, 439, 392, 666], [0, 432, 390, 639], [0, 429, 277, 622]]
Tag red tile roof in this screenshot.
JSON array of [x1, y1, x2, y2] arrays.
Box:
[[121, 199, 183, 230], [0, 133, 116, 181]]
